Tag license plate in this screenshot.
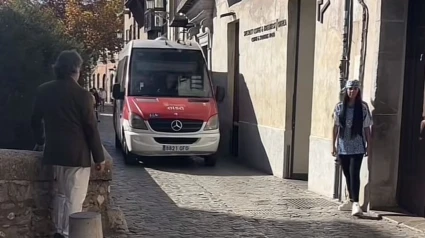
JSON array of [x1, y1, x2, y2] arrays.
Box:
[[162, 145, 190, 151]]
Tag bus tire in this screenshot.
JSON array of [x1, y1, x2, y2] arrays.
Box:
[[204, 155, 217, 167], [115, 134, 122, 149], [122, 136, 139, 165]]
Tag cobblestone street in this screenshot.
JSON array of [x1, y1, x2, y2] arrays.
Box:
[[98, 110, 424, 238]]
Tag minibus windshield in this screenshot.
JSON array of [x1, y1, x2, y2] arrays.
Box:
[[129, 48, 213, 98]]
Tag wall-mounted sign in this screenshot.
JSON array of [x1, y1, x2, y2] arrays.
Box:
[[244, 19, 287, 42]]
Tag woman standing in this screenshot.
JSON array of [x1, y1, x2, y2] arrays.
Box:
[[332, 79, 372, 216]]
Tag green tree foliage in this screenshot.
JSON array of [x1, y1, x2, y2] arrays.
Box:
[[39, 0, 67, 19], [64, 0, 123, 58], [40, 0, 123, 63], [0, 0, 85, 149], [0, 0, 123, 149], [38, 0, 123, 85]]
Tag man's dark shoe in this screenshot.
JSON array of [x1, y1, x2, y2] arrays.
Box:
[[53, 233, 65, 238]]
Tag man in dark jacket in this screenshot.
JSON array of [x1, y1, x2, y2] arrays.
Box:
[[31, 50, 105, 238]]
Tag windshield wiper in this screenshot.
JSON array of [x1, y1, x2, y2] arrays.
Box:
[[183, 95, 211, 98], [188, 98, 210, 103], [132, 94, 158, 97], [132, 94, 211, 98]]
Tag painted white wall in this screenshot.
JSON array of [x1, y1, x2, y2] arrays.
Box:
[[212, 0, 290, 177]]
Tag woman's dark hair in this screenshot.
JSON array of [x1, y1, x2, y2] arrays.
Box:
[[53, 50, 83, 80], [339, 89, 363, 138]]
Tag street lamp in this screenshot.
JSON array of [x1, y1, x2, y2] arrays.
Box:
[[109, 66, 117, 73], [109, 66, 117, 83]]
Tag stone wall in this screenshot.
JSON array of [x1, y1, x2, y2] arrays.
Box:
[[0, 149, 128, 238]]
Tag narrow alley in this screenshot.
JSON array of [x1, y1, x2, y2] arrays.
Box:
[[98, 111, 423, 238], [2, 0, 425, 237]]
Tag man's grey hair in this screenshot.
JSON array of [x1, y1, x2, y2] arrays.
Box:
[[53, 50, 83, 79]]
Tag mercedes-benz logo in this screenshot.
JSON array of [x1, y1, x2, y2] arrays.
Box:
[[171, 120, 183, 132]]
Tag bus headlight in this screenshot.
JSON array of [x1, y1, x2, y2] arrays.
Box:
[[204, 114, 219, 131], [130, 113, 148, 130]]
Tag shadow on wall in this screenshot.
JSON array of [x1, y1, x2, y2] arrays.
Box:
[[212, 71, 273, 175]]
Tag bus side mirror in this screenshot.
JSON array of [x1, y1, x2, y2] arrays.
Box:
[[215, 86, 225, 103], [112, 84, 124, 100]]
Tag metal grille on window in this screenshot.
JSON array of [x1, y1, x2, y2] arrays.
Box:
[[102, 75, 106, 89], [155, 12, 165, 27], [133, 18, 137, 39], [97, 74, 100, 89], [154, 0, 164, 9], [137, 23, 140, 39], [129, 25, 133, 40]]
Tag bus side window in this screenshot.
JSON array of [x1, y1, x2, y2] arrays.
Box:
[[121, 56, 129, 93]]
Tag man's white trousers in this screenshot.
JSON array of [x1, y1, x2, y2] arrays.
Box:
[[52, 166, 91, 237]]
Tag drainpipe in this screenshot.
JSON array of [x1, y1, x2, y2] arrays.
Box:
[[199, 18, 213, 72], [334, 0, 353, 200], [357, 0, 369, 85], [206, 27, 213, 71]]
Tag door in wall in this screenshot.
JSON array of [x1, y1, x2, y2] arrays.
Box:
[[398, 0, 425, 217], [289, 0, 316, 180]]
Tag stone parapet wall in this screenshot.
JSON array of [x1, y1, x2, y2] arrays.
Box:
[[0, 148, 128, 238]]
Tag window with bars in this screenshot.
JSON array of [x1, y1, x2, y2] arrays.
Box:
[[102, 75, 106, 89], [96, 74, 100, 89], [146, 0, 165, 11], [133, 18, 137, 39], [137, 24, 141, 39], [129, 25, 133, 40]]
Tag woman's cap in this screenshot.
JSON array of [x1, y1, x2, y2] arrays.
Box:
[[345, 79, 361, 89]]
